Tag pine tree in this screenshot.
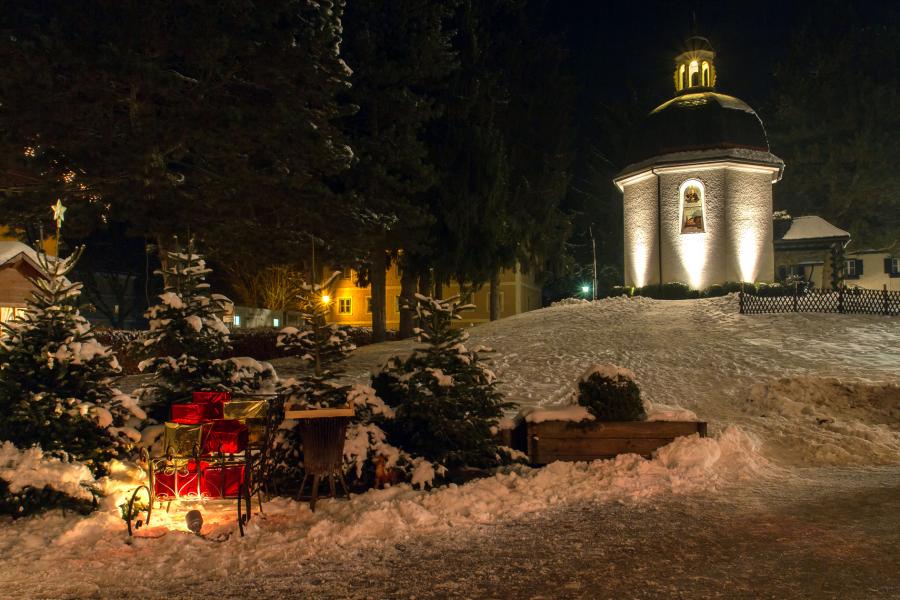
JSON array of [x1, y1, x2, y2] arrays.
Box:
[[138, 239, 275, 419], [0, 247, 143, 477], [0, 0, 357, 275], [340, 0, 457, 341], [373, 294, 511, 473], [276, 271, 356, 410]]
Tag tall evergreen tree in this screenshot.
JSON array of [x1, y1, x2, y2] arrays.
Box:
[[770, 1, 900, 247], [0, 0, 356, 270], [340, 0, 457, 341]]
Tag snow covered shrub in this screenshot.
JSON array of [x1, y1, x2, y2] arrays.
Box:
[[576, 364, 646, 422], [137, 240, 276, 420], [635, 282, 697, 300], [373, 295, 512, 474], [0, 249, 143, 513], [0, 442, 98, 517]]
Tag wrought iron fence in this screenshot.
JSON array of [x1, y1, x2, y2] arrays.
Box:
[[739, 285, 899, 316]]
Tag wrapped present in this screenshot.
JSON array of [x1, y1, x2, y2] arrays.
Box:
[[163, 422, 211, 457], [203, 419, 249, 455], [223, 399, 268, 420], [192, 391, 231, 405], [201, 463, 246, 498], [153, 459, 205, 500], [171, 402, 223, 424]]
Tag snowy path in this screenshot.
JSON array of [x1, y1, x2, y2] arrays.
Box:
[[2, 295, 898, 599]]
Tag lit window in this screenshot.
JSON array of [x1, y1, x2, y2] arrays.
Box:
[[338, 298, 352, 314], [366, 297, 372, 313], [892, 258, 900, 274], [846, 260, 856, 276], [233, 314, 241, 327], [701, 61, 710, 86], [689, 60, 699, 86], [678, 64, 686, 91], [342, 269, 352, 280], [679, 179, 705, 234], [273, 317, 280, 327]]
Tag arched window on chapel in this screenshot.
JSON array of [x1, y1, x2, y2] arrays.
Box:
[[680, 179, 705, 234]]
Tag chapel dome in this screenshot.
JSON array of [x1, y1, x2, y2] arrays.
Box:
[[623, 91, 771, 166], [621, 37, 775, 171]]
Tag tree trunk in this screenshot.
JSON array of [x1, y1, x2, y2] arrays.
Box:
[[489, 271, 501, 321], [398, 265, 417, 339], [434, 275, 443, 300], [156, 234, 173, 288], [418, 269, 433, 298], [370, 250, 388, 342]]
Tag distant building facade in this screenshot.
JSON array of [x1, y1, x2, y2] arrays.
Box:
[[845, 244, 900, 291], [327, 264, 542, 329]]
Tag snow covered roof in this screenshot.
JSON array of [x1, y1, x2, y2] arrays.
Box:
[[0, 241, 47, 273], [778, 216, 850, 242]]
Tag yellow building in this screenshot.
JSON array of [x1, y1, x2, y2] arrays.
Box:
[[326, 263, 543, 328]]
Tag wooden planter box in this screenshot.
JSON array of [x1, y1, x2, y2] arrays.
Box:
[[519, 419, 707, 465]]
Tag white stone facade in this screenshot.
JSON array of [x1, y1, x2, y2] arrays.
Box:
[[619, 163, 777, 289]]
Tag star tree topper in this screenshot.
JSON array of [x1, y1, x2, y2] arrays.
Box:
[[51, 199, 66, 229]]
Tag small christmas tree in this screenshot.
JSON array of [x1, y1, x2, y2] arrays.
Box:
[[0, 247, 143, 514], [138, 239, 275, 419], [276, 271, 355, 410], [373, 294, 511, 473]]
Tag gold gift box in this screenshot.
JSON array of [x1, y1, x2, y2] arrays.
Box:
[[247, 421, 267, 445], [163, 422, 210, 457], [223, 399, 269, 420]]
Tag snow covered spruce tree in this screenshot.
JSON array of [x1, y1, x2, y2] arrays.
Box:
[[373, 294, 512, 475], [276, 271, 355, 410], [0, 248, 144, 515], [138, 239, 275, 420]]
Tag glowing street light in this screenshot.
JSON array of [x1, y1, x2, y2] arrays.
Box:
[[581, 285, 590, 295], [321, 293, 331, 305]]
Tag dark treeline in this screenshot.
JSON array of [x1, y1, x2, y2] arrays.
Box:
[[1, 1, 897, 334]]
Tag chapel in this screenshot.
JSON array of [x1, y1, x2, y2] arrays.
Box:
[[614, 37, 784, 289]]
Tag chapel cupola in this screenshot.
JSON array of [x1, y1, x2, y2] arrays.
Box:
[[673, 36, 716, 94]]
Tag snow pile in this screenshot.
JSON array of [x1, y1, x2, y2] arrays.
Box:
[[521, 405, 594, 423], [744, 377, 900, 465], [0, 442, 96, 501], [550, 297, 590, 306], [0, 426, 769, 598]]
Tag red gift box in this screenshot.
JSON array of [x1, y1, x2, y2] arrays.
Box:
[[203, 419, 249, 454], [153, 460, 206, 500], [193, 391, 231, 405], [170, 402, 224, 424], [201, 464, 246, 498]]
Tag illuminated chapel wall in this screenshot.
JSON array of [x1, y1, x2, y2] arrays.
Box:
[[659, 169, 727, 289], [622, 175, 659, 287], [725, 169, 774, 283]]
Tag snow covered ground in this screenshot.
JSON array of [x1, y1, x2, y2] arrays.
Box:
[[1, 294, 898, 598]]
